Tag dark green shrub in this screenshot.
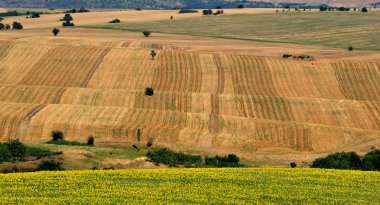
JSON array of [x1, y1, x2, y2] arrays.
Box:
[[142, 31, 151, 37], [283, 54, 292, 58], [146, 148, 202, 167], [237, 4, 244, 8], [87, 136, 95, 146], [52, 28, 60, 36], [348, 46, 354, 51], [179, 9, 198, 14], [31, 12, 40, 18], [0, 143, 11, 162], [202, 9, 213, 15], [362, 7, 368, 12], [52, 130, 64, 141], [150, 50, 157, 60], [205, 154, 243, 167], [5, 24, 10, 30], [6, 140, 27, 162], [26, 146, 54, 158], [147, 138, 153, 147], [109, 19, 121, 23], [12, 22, 23, 29], [145, 87, 154, 96], [0, 23, 4, 30], [290, 162, 297, 168], [62, 22, 75, 27], [36, 160, 64, 171], [362, 149, 380, 171], [311, 152, 362, 170]]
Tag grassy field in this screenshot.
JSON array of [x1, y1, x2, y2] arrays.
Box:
[[0, 168, 379, 204], [91, 11, 380, 50]]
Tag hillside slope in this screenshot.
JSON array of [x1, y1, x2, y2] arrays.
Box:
[[0, 38, 378, 157], [0, 0, 377, 9]]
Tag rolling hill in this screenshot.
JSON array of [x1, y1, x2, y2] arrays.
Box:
[[0, 0, 377, 9], [0, 9, 379, 164]]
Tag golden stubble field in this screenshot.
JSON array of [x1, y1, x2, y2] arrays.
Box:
[[0, 9, 379, 164]]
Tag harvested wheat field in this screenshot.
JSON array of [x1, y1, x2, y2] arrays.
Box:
[[0, 9, 379, 164]]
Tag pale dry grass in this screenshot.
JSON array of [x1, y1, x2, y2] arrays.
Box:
[[0, 8, 7, 13], [1, 8, 277, 30]]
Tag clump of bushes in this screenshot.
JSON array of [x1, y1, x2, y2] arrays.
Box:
[[109, 19, 121, 23], [179, 9, 198, 14], [146, 148, 244, 168], [52, 130, 64, 141], [205, 154, 243, 167], [147, 148, 202, 167], [347, 46, 354, 51], [282, 54, 293, 58], [311, 149, 380, 171], [1, 140, 60, 163], [203, 9, 213, 15], [0, 140, 27, 162], [35, 160, 65, 171], [362, 7, 368, 12], [12, 22, 23, 30], [290, 162, 297, 168], [65, 7, 89, 13]]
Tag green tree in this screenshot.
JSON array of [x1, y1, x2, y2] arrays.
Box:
[[52, 28, 60, 36], [142, 31, 151, 37]]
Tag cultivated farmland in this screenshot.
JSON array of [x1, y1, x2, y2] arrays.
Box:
[[0, 9, 379, 164]]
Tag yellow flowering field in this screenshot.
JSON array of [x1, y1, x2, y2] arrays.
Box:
[[0, 168, 379, 204]]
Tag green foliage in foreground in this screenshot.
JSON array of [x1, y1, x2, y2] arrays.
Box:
[[0, 168, 378, 204]]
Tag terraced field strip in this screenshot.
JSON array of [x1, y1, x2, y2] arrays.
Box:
[[1, 168, 379, 204], [19, 46, 110, 87]]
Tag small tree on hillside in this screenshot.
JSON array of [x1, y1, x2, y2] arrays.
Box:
[[145, 87, 154, 96], [150, 50, 157, 60], [62, 14, 74, 26], [137, 129, 141, 148], [361, 7, 368, 12], [87, 135, 95, 146], [142, 31, 151, 37], [5, 24, 11, 30], [347, 46, 354, 51], [52, 130, 64, 141], [52, 28, 60, 36], [0, 23, 4, 30], [12, 22, 23, 30]]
